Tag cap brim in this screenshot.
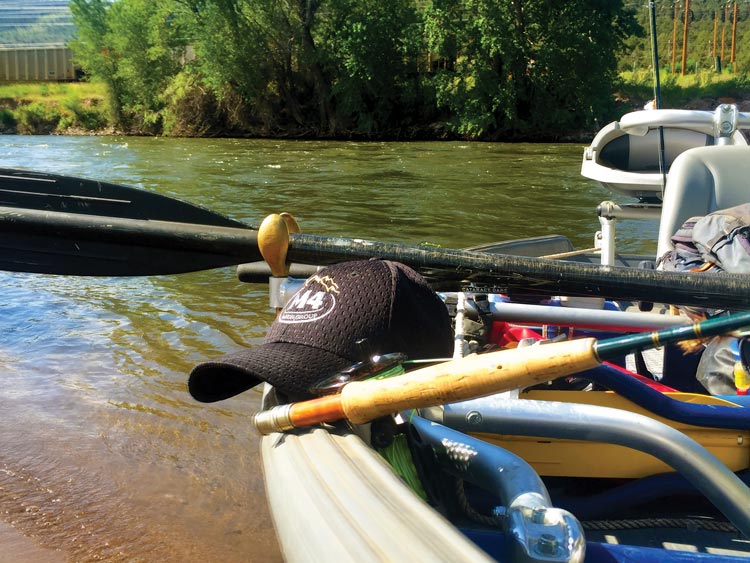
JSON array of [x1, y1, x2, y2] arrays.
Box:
[[188, 342, 353, 402]]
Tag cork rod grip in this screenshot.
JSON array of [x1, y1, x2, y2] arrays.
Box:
[[340, 337, 600, 424]]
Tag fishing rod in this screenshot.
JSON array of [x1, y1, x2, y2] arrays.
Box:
[[252, 309, 750, 434], [648, 0, 668, 197]]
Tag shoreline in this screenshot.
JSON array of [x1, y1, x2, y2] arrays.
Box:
[[2, 92, 748, 143]]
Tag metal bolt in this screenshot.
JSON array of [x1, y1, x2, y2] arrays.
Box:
[[536, 533, 559, 555], [531, 506, 546, 524], [466, 411, 483, 426], [492, 506, 506, 519]]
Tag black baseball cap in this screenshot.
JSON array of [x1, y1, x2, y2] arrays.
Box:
[[188, 259, 453, 402]]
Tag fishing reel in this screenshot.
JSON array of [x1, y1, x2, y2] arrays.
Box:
[[308, 351, 407, 396], [308, 350, 409, 449]]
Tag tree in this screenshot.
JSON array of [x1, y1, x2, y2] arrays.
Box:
[[70, 0, 186, 132], [316, 0, 424, 135], [184, 0, 423, 136], [69, 0, 643, 139], [108, 0, 185, 131], [181, 0, 319, 134], [518, 1, 641, 134], [424, 0, 641, 139], [69, 0, 126, 125]]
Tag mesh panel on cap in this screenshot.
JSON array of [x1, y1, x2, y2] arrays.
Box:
[[264, 260, 395, 362], [388, 261, 454, 360]]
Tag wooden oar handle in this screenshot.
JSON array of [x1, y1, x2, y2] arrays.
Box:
[[253, 338, 599, 433], [258, 214, 291, 277]]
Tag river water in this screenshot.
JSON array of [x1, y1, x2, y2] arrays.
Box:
[[0, 135, 658, 561]]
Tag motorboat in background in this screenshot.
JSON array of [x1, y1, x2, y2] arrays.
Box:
[[578, 104, 750, 268], [581, 104, 748, 202]]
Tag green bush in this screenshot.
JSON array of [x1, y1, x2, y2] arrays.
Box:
[[60, 96, 109, 132], [15, 102, 60, 134], [0, 108, 16, 132], [160, 72, 225, 137], [616, 71, 750, 114]]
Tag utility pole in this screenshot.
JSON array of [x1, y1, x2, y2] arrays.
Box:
[[730, 2, 738, 71], [721, 4, 727, 62], [672, 3, 679, 73], [712, 9, 718, 58], [680, 0, 690, 75]]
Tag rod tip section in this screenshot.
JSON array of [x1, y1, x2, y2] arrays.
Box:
[[258, 213, 291, 277]]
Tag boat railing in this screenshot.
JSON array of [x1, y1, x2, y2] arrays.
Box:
[[409, 414, 586, 563], [425, 396, 750, 539], [595, 201, 661, 266], [619, 104, 750, 143]]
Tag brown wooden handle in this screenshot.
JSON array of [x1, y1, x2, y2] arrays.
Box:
[[340, 337, 599, 424], [253, 395, 345, 434], [290, 394, 345, 426]]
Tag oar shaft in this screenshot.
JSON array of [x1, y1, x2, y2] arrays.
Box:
[[2, 167, 750, 312], [285, 233, 750, 311], [0, 206, 257, 254]]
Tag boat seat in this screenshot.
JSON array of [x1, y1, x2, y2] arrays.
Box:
[[656, 145, 750, 260], [598, 128, 714, 173]]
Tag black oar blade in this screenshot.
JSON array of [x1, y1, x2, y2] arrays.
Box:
[[0, 206, 262, 276], [0, 168, 262, 276], [0, 233, 234, 276], [0, 167, 248, 228]]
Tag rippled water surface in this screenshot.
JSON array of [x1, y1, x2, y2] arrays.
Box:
[[0, 135, 657, 561]]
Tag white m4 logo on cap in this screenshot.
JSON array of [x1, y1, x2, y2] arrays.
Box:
[[289, 290, 326, 311], [279, 289, 337, 324]]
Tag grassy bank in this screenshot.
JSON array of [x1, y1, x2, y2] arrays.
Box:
[[616, 71, 750, 111], [0, 82, 110, 134], [2, 75, 750, 137]]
